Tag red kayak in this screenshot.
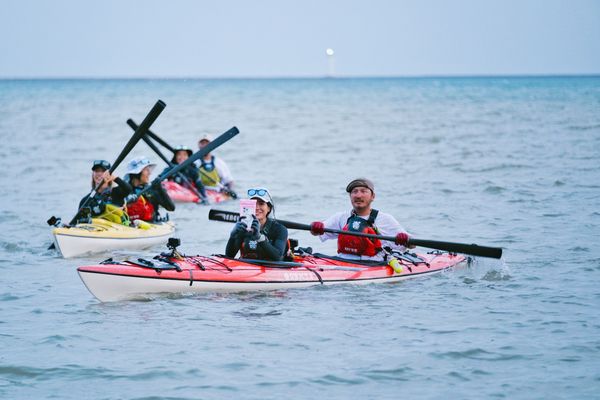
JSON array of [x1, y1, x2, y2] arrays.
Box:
[[78, 251, 468, 302], [162, 181, 231, 204]]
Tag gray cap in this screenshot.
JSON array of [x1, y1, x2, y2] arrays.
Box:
[[346, 178, 374, 193]]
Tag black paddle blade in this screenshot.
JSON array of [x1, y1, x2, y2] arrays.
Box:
[[111, 100, 166, 174], [208, 209, 240, 223], [408, 238, 503, 259]]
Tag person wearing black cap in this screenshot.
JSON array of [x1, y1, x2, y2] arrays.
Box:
[[225, 187, 288, 261], [309, 178, 410, 261], [76, 160, 132, 223], [161, 145, 209, 204]]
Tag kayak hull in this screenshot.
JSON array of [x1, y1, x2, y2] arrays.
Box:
[[53, 218, 175, 258], [77, 253, 467, 302], [162, 181, 231, 204]]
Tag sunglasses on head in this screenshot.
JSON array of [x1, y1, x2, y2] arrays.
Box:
[[247, 189, 269, 197], [93, 160, 111, 169]]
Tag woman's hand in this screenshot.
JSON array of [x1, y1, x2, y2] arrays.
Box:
[[230, 219, 248, 238]]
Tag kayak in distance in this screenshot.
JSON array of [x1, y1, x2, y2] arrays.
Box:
[[162, 181, 232, 204], [52, 218, 175, 258], [77, 242, 469, 302]]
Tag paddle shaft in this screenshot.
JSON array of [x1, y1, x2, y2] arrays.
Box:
[[134, 127, 239, 198], [126, 119, 229, 190], [69, 100, 166, 225], [137, 129, 204, 199], [208, 209, 503, 259]]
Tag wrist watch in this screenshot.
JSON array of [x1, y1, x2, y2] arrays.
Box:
[[257, 234, 267, 243]]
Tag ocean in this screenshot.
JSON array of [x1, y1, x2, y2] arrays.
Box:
[[0, 76, 599, 399]]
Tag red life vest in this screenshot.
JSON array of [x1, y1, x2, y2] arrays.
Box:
[[337, 209, 382, 257], [126, 196, 155, 222]]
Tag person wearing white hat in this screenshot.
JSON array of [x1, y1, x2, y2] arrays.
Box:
[[225, 187, 288, 261], [124, 156, 175, 222], [309, 178, 410, 262], [195, 134, 234, 192]]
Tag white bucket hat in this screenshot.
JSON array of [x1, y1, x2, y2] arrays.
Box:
[[125, 156, 156, 176]]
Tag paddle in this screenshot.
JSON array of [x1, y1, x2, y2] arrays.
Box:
[[52, 100, 166, 228], [208, 209, 503, 259], [133, 124, 206, 201], [132, 127, 240, 199], [126, 119, 238, 199]]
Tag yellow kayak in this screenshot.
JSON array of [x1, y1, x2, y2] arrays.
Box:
[[52, 218, 175, 258]]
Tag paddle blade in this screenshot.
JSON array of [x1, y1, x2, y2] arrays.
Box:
[[408, 238, 503, 259], [112, 100, 166, 173], [208, 209, 240, 223]]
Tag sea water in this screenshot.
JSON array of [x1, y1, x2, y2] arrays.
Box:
[[0, 77, 599, 399]]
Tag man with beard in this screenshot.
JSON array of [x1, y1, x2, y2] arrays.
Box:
[[309, 178, 410, 262]]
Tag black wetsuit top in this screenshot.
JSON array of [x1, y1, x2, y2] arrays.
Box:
[[78, 177, 132, 216], [225, 218, 288, 261]]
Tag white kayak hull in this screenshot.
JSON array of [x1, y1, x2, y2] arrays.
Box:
[[52, 219, 175, 258]]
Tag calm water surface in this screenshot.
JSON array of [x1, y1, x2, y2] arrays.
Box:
[[0, 77, 599, 399]]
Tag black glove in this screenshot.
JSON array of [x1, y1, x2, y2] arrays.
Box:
[[249, 216, 261, 241], [230, 219, 248, 238]]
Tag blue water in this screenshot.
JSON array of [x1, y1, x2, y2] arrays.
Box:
[[0, 77, 599, 399]]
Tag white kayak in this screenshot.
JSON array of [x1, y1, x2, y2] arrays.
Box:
[[52, 218, 175, 258]]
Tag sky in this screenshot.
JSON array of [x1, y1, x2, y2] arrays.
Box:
[[1, 0, 599, 78]]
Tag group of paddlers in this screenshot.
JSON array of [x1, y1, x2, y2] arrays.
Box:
[[78, 136, 411, 266], [77, 134, 233, 226]]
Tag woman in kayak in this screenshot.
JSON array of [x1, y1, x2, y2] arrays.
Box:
[[225, 187, 288, 261], [162, 145, 209, 204], [76, 159, 132, 224], [124, 156, 175, 223]]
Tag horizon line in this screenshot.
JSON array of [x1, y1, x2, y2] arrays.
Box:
[[1, 73, 599, 81]]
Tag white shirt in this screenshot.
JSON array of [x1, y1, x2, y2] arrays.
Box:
[[320, 210, 408, 261], [194, 155, 233, 186]]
